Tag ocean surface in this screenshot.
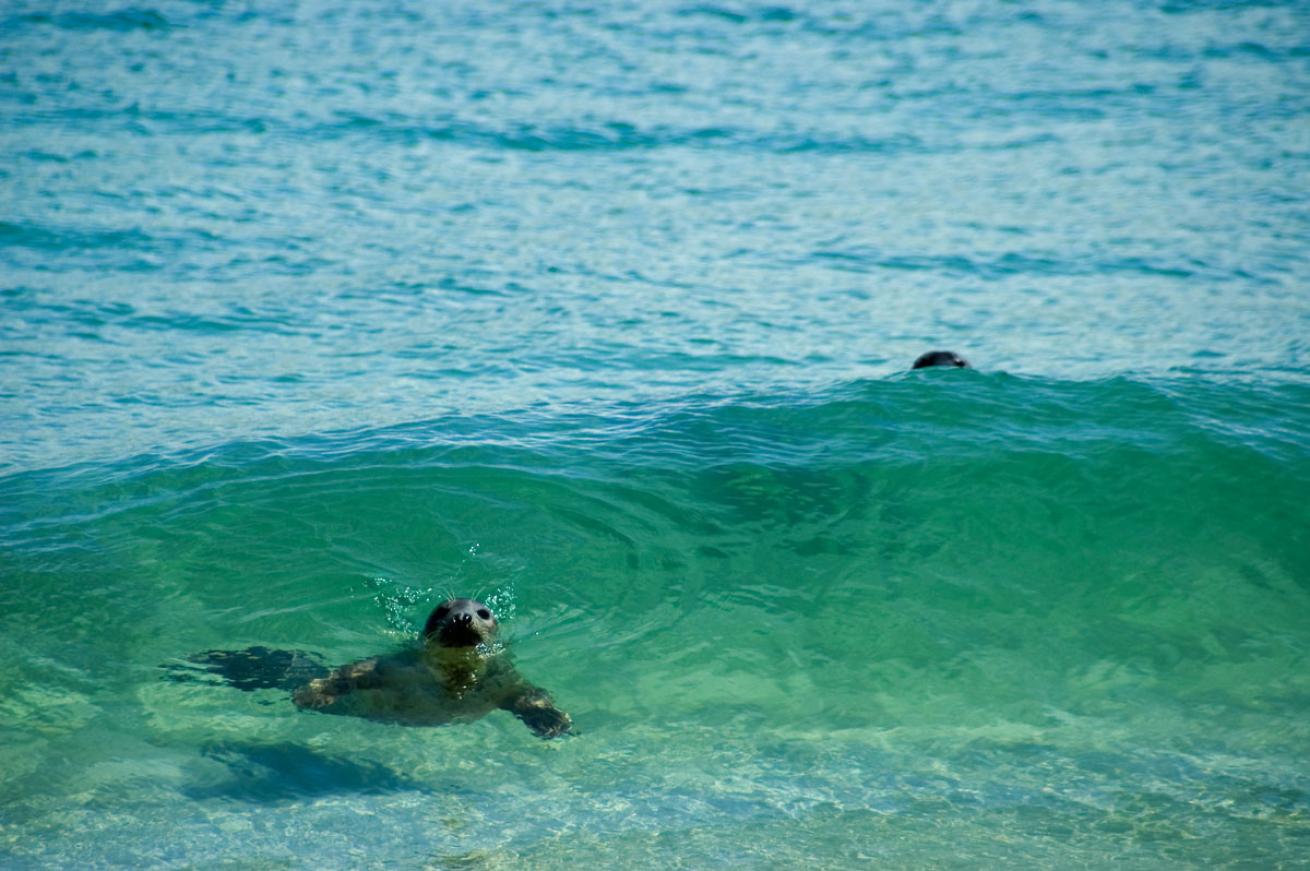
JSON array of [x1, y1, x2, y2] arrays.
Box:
[[2, 0, 1309, 866]]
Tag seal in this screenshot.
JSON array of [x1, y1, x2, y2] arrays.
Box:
[[168, 598, 571, 739], [912, 350, 970, 369], [294, 598, 571, 737]]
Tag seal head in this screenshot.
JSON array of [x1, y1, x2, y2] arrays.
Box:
[[423, 598, 498, 649], [912, 350, 970, 369]]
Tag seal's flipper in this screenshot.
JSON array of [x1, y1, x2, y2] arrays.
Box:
[[163, 646, 329, 693], [501, 685, 572, 739]]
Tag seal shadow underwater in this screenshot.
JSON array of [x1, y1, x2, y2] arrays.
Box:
[[163, 598, 572, 739]]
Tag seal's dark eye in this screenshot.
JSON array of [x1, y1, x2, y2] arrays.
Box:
[[476, 608, 492, 620], [434, 606, 450, 620]]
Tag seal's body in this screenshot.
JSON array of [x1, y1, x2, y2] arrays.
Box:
[[294, 599, 571, 737], [170, 598, 571, 739]]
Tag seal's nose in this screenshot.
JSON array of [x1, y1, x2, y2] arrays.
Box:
[[452, 612, 472, 626]]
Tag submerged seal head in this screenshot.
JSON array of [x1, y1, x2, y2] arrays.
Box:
[[423, 598, 498, 649], [912, 350, 970, 369]]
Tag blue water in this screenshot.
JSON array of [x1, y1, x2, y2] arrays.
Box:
[[2, 0, 1309, 866]]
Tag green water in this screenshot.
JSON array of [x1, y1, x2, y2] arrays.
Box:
[[4, 0, 1310, 864], [2, 375, 1308, 865]]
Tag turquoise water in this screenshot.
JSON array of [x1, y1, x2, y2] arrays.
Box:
[[3, 0, 1309, 866]]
